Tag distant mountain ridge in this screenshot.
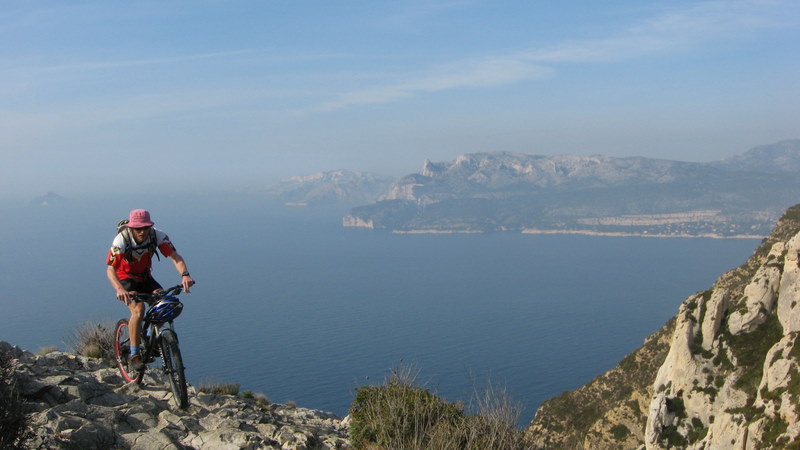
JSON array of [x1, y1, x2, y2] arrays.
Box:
[[30, 192, 66, 207], [263, 170, 394, 206], [343, 140, 800, 237], [713, 139, 800, 173]]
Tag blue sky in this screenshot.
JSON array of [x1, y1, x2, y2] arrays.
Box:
[[1, 0, 799, 197]]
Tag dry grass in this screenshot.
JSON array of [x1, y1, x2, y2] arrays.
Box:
[[198, 377, 241, 396], [241, 390, 271, 408], [36, 346, 59, 355], [65, 321, 116, 360]]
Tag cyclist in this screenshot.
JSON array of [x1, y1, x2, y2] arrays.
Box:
[[106, 209, 195, 371]]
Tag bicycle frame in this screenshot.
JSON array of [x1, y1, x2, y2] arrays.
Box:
[[114, 285, 188, 409], [140, 318, 174, 363]]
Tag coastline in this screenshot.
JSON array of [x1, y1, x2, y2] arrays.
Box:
[[392, 229, 484, 235], [520, 228, 764, 239], [387, 228, 764, 239]]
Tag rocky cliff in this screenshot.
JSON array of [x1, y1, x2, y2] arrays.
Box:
[[526, 204, 800, 449], [1, 341, 350, 449]]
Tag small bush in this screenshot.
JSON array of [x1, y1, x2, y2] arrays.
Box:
[[0, 349, 29, 449], [349, 365, 532, 449], [66, 321, 115, 360], [610, 424, 631, 441], [349, 368, 463, 449], [241, 390, 270, 407], [199, 382, 240, 396]]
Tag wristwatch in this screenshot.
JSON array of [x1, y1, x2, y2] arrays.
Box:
[[181, 272, 190, 277]]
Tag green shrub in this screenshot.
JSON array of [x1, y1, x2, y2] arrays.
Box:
[[0, 348, 29, 449], [725, 314, 783, 393], [350, 375, 463, 448], [349, 365, 532, 449], [610, 424, 630, 441]]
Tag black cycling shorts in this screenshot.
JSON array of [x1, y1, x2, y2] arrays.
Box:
[[120, 277, 162, 294]]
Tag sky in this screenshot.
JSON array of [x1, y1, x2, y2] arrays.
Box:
[[1, 0, 799, 198]]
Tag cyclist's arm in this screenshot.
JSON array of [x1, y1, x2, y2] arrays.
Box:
[[168, 251, 195, 293], [106, 265, 133, 304]]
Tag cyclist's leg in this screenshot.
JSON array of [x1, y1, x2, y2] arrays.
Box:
[[121, 279, 146, 349], [122, 276, 160, 347]]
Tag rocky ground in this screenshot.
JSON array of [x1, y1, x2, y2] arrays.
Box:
[[2, 341, 352, 449]]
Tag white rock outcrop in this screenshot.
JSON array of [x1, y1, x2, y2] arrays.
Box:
[[727, 242, 784, 335], [777, 233, 800, 332], [645, 231, 800, 449]]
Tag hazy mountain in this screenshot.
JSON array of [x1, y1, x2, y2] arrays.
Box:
[[713, 139, 800, 173], [526, 204, 800, 448], [344, 140, 800, 237], [30, 192, 66, 206], [263, 170, 395, 206]]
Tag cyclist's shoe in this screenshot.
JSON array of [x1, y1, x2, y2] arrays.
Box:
[[129, 354, 145, 371]]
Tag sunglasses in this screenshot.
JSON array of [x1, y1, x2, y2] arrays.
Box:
[[131, 226, 152, 231]]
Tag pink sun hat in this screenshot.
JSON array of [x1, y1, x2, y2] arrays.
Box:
[[128, 209, 155, 228]]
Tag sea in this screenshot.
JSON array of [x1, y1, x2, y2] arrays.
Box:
[[0, 193, 761, 425]]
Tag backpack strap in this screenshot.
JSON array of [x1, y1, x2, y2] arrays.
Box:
[[149, 228, 161, 261], [120, 226, 161, 262]]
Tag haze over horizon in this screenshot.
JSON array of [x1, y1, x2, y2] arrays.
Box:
[[1, 1, 798, 198]]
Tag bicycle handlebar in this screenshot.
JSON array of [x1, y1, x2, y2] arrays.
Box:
[[130, 285, 184, 303]]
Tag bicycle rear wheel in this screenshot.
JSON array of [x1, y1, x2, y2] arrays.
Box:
[[114, 319, 144, 383], [159, 329, 188, 409]]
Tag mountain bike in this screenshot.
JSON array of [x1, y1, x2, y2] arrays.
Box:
[[113, 285, 189, 409]]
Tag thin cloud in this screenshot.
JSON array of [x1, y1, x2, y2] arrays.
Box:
[[312, 0, 798, 112], [37, 49, 255, 73], [314, 57, 552, 112], [524, 0, 798, 63], [379, 0, 477, 29]]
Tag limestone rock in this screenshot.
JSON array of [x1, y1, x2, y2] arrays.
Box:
[[727, 242, 784, 335], [2, 345, 351, 449], [527, 205, 800, 449], [777, 232, 800, 332], [645, 231, 800, 449]]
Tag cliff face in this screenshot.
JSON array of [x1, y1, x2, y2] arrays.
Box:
[[1, 342, 350, 449], [526, 204, 800, 449]]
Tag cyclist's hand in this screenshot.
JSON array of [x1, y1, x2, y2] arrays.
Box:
[[116, 288, 133, 304], [181, 276, 195, 294]]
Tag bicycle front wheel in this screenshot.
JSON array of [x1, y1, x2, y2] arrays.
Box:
[[159, 329, 188, 409], [114, 319, 144, 383]]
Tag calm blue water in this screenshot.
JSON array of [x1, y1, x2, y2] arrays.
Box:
[[0, 194, 760, 425]]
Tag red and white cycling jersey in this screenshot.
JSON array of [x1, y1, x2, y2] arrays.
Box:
[[106, 229, 176, 281]]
